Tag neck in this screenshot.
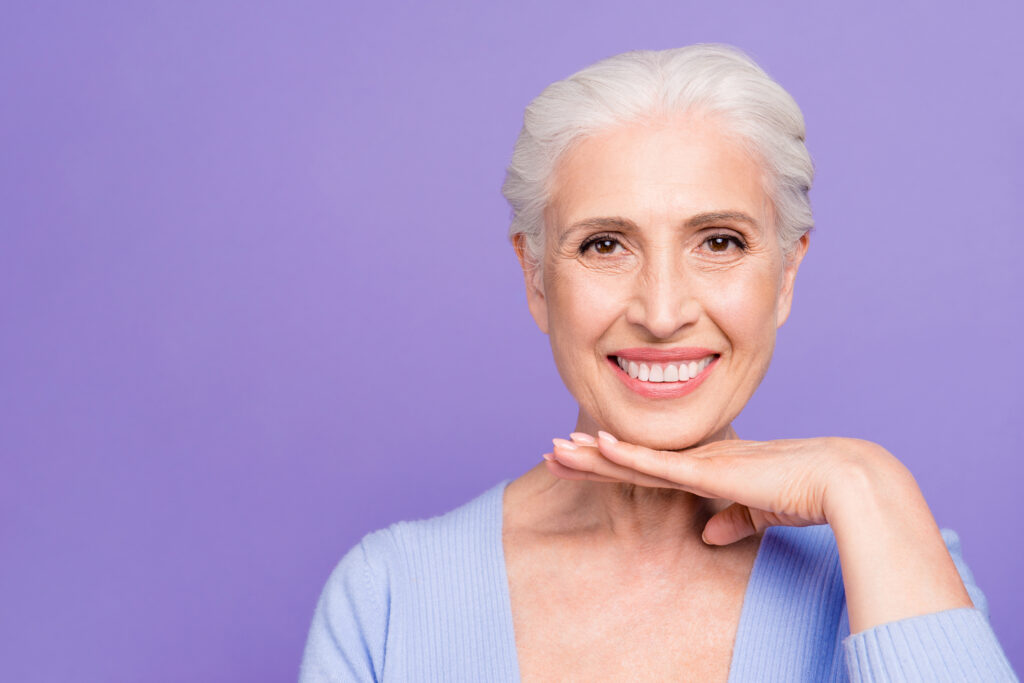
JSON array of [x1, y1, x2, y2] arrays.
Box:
[[560, 410, 740, 547]]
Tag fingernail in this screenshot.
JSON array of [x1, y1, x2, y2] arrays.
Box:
[[542, 452, 554, 461], [597, 430, 617, 443], [569, 432, 596, 445], [552, 438, 577, 451]]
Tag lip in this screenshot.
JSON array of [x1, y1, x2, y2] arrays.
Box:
[[613, 347, 716, 362], [607, 350, 718, 399]]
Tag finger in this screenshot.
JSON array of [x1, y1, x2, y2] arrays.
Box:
[[569, 432, 597, 446], [543, 454, 620, 483], [552, 440, 682, 490], [594, 432, 718, 498], [702, 502, 761, 546], [553, 440, 681, 489]]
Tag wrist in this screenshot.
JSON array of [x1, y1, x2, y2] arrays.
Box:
[[823, 440, 922, 529]]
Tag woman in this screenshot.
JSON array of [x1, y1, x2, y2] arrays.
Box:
[[300, 45, 1016, 681]]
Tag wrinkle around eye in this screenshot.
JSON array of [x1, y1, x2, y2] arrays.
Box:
[[577, 252, 637, 273], [574, 243, 637, 273], [689, 245, 747, 272]]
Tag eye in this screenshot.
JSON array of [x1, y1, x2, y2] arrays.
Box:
[[580, 234, 624, 256], [704, 235, 747, 254]]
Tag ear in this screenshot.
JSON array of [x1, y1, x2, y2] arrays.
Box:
[[513, 234, 549, 334], [776, 232, 809, 329]]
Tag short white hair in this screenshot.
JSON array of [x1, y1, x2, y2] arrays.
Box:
[[502, 44, 814, 269]]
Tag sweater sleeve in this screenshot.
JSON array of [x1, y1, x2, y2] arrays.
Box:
[[843, 529, 1018, 682], [298, 532, 391, 683]]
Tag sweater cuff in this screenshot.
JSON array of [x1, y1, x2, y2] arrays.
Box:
[[844, 607, 1017, 682]]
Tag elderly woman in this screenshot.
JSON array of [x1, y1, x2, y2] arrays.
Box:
[[300, 45, 1016, 681]]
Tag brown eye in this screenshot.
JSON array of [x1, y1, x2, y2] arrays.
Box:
[[580, 235, 624, 256], [705, 235, 744, 253], [708, 237, 730, 252]]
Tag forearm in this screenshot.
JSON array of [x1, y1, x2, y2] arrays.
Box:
[[826, 450, 972, 634]]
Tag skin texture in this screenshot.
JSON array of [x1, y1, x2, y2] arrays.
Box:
[[504, 114, 971, 680]]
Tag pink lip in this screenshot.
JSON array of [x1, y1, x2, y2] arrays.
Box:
[[607, 350, 719, 399], [613, 347, 716, 362]]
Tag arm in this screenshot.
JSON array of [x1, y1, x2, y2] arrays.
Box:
[[299, 535, 389, 683], [822, 447, 969, 633], [843, 530, 1017, 682]]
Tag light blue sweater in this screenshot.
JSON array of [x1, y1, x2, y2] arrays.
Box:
[[299, 479, 1016, 681]]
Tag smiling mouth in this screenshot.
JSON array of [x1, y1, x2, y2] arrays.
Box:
[[610, 354, 718, 383]]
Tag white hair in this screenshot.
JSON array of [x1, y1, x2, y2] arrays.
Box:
[[502, 44, 814, 269]]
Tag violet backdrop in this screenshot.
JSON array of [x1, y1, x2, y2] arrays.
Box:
[[2, 1, 1021, 680]]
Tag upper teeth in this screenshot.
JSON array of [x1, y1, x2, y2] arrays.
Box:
[[615, 356, 714, 382]]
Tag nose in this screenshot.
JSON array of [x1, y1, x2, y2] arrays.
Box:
[[624, 251, 700, 339]]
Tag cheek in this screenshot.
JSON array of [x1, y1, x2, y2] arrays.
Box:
[[702, 266, 781, 346], [545, 272, 622, 365]]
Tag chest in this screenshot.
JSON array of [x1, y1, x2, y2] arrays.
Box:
[[504, 540, 755, 682]]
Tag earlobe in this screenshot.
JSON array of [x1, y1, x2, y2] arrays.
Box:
[[513, 234, 549, 334], [776, 233, 810, 329]]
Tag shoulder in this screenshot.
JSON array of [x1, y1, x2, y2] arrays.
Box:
[[331, 478, 510, 591], [326, 477, 509, 591], [299, 480, 513, 682], [384, 478, 510, 559]]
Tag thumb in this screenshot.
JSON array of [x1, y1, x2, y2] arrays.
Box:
[[702, 503, 761, 546]]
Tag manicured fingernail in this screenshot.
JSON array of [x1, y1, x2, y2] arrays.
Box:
[[597, 430, 617, 443], [569, 432, 596, 445], [552, 438, 577, 451], [542, 452, 554, 461]]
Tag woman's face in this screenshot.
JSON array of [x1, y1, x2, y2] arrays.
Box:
[[517, 115, 808, 450]]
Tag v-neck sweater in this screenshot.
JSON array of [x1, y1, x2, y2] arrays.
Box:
[[299, 479, 1016, 682]]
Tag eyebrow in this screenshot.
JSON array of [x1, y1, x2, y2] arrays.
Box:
[[558, 211, 761, 246], [685, 211, 760, 229]]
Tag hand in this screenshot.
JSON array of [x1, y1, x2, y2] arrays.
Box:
[[547, 432, 897, 545], [545, 431, 974, 632]]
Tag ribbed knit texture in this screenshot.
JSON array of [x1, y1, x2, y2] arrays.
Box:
[[845, 608, 1019, 682], [299, 480, 1017, 682], [727, 525, 848, 681]]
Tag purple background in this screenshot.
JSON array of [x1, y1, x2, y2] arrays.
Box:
[[2, 2, 1021, 680]]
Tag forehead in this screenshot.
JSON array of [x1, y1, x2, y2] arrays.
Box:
[[546, 115, 770, 234]]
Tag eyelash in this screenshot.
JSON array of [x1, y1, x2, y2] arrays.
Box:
[[578, 233, 748, 255], [578, 233, 622, 255], [705, 234, 748, 253]]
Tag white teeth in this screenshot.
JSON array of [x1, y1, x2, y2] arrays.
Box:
[[616, 355, 716, 384]]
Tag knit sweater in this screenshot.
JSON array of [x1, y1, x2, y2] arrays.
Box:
[[299, 479, 1017, 682]]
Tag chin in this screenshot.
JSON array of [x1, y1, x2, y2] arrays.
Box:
[[605, 410, 728, 452], [628, 431, 707, 452]]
